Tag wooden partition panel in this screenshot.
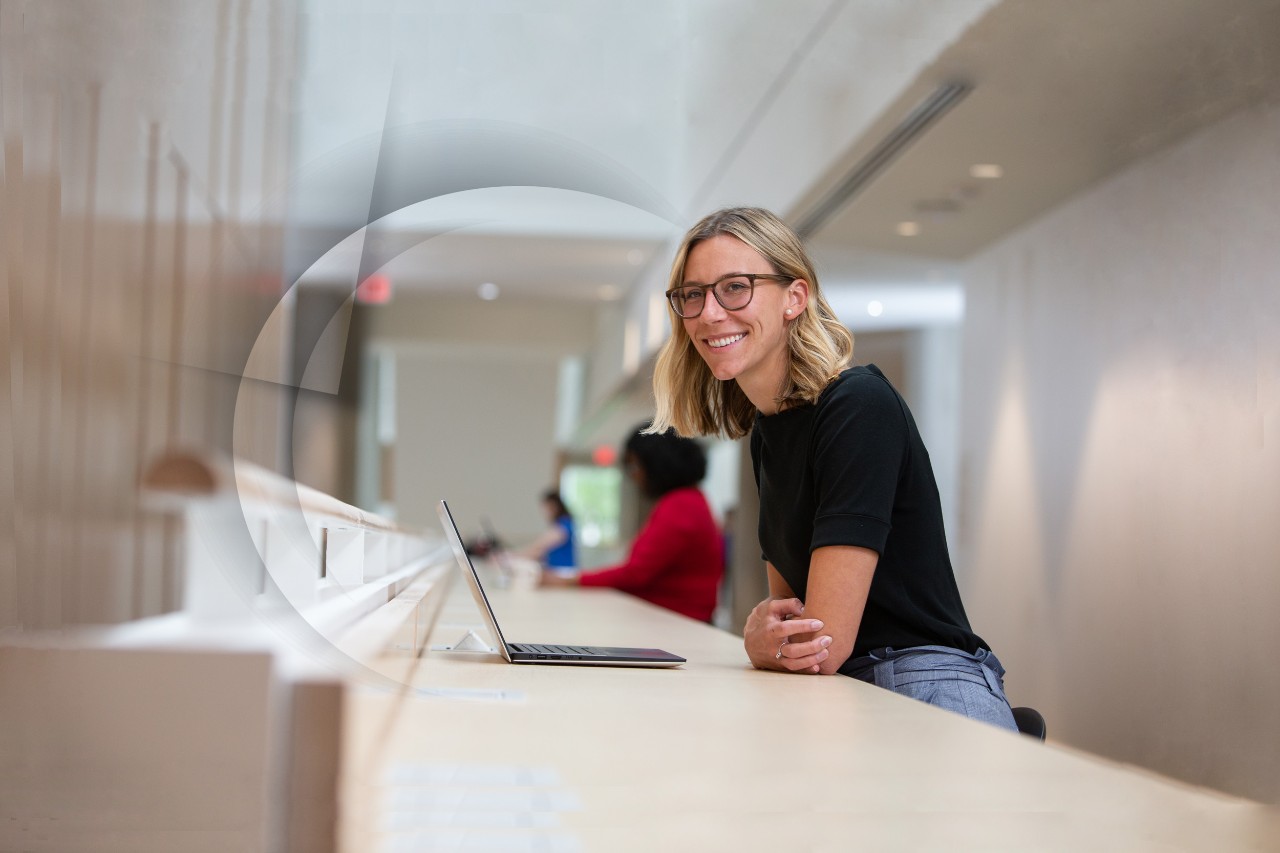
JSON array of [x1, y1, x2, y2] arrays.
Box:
[[1, 451, 454, 852]]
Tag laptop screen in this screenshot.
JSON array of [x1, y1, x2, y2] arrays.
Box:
[[437, 500, 511, 653]]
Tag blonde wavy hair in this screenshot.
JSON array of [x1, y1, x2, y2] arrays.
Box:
[[650, 207, 854, 439]]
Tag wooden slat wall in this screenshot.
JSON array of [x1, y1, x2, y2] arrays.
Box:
[[1, 1, 299, 628]]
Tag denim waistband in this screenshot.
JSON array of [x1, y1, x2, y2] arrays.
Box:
[[845, 644, 1006, 695]]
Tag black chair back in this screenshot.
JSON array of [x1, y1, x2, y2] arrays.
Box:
[[1011, 706, 1047, 742]]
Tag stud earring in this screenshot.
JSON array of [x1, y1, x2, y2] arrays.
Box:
[[785, 309, 792, 316]]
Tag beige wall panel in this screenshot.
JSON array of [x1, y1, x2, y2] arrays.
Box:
[[395, 347, 562, 539], [959, 98, 1280, 802]]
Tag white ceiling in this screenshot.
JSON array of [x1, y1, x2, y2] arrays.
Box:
[[801, 0, 1280, 260], [289, 0, 996, 327], [289, 0, 1280, 332]]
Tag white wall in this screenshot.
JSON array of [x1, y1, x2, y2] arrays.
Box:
[[907, 325, 964, 542], [367, 294, 596, 542], [958, 98, 1280, 803], [394, 347, 562, 541]]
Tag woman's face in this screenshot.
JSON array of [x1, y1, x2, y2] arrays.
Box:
[[680, 234, 806, 412], [622, 452, 647, 492]]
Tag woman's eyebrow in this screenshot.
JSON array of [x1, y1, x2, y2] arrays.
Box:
[[680, 272, 752, 287]]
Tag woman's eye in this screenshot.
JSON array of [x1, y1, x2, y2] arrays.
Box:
[[722, 280, 750, 294]]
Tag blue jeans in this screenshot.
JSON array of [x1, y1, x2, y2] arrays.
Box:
[[845, 645, 1018, 731]]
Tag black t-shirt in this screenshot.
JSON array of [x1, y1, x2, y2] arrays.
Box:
[[750, 365, 985, 668]]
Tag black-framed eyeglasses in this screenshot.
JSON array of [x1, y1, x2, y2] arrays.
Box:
[[664, 273, 794, 319]]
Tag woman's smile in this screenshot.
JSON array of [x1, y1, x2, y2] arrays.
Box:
[[706, 332, 746, 349]]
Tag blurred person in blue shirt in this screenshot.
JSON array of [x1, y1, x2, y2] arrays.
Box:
[[515, 489, 576, 571]]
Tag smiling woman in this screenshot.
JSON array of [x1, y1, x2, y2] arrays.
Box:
[[652, 208, 854, 438], [650, 207, 1019, 731]]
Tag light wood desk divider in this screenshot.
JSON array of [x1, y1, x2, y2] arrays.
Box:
[[0, 452, 455, 853]]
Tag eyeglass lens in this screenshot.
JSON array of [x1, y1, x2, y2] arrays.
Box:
[[669, 276, 756, 318]]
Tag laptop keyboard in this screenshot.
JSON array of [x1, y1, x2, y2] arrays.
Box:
[[510, 643, 605, 656]]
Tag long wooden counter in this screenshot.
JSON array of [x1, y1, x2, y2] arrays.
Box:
[[339, 561, 1279, 851]]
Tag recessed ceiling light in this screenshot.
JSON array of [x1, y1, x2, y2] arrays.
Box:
[[969, 163, 1003, 179], [477, 282, 500, 300], [867, 300, 884, 317], [896, 221, 920, 237]]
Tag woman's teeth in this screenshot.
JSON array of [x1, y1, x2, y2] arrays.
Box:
[[708, 333, 744, 349]]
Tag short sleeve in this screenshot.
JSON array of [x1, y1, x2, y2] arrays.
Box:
[[809, 373, 909, 555]]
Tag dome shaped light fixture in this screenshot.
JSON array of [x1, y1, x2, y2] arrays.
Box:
[[477, 281, 500, 301]]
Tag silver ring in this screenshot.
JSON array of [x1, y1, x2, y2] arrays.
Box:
[[775, 638, 788, 660]]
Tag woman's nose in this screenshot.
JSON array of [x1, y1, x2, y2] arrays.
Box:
[[699, 293, 728, 321]]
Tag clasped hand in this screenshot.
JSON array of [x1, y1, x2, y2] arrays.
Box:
[[744, 597, 833, 674]]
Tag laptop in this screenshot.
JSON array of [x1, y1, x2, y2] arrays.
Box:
[[437, 500, 686, 667]]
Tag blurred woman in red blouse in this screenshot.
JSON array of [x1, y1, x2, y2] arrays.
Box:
[[541, 423, 723, 622]]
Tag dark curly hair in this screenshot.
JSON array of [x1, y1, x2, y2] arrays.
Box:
[[623, 421, 707, 499]]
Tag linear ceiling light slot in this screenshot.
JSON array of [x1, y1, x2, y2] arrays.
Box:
[[795, 81, 972, 239]]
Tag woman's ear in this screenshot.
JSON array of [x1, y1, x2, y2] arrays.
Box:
[[785, 279, 810, 317]]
